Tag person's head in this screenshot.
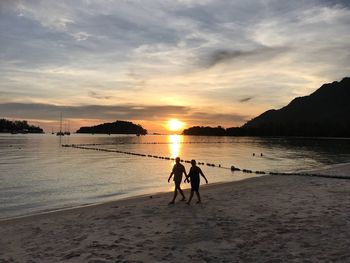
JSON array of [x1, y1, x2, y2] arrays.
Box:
[[175, 157, 180, 163], [191, 159, 196, 166]]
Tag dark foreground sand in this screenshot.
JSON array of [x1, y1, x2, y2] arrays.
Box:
[[1, 164, 350, 263]]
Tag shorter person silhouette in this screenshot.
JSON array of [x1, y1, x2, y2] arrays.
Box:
[[185, 159, 208, 204], [168, 157, 187, 204]]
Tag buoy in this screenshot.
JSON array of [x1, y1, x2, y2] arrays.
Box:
[[231, 165, 240, 171]]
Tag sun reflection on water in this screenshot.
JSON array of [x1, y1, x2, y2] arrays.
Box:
[[168, 135, 183, 158]]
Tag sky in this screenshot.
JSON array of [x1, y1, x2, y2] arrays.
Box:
[[0, 0, 350, 133]]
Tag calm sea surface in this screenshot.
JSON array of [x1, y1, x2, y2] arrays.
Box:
[[1, 134, 350, 219]]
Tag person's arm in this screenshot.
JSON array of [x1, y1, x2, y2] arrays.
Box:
[[168, 171, 174, 183], [199, 168, 208, 184], [183, 166, 189, 183]]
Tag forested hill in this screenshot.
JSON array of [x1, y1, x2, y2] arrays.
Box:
[[0, 119, 44, 133], [242, 77, 350, 137], [183, 77, 350, 137], [76, 120, 147, 135]]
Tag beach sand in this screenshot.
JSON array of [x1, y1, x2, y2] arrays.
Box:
[[1, 164, 350, 262]]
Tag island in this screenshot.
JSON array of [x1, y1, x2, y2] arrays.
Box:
[[76, 120, 147, 135], [0, 119, 44, 133], [183, 126, 226, 136], [183, 77, 350, 137]]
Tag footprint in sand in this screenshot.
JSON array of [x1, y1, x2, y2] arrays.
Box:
[[62, 250, 81, 260], [73, 234, 88, 242]]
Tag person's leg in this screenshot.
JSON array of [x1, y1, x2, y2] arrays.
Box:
[[169, 185, 178, 204], [177, 185, 186, 201], [186, 190, 194, 204], [195, 191, 201, 203]]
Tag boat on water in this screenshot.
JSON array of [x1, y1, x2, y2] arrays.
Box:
[[64, 120, 71, 135], [56, 113, 64, 136]]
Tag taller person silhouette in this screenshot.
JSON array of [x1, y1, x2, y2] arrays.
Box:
[[168, 157, 187, 204]]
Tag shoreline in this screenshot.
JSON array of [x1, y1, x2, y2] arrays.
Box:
[[2, 161, 350, 223], [0, 177, 262, 223], [1, 162, 350, 262]]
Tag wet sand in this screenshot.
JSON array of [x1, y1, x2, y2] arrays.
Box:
[[1, 164, 350, 262]]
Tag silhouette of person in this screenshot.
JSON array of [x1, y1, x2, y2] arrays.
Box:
[[168, 157, 187, 204], [185, 159, 208, 204]]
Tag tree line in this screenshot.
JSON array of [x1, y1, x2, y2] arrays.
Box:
[[0, 119, 44, 133]]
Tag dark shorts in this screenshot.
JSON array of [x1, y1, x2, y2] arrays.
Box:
[[174, 175, 182, 186], [190, 179, 199, 192], [174, 179, 182, 186]]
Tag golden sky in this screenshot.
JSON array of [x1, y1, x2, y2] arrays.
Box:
[[0, 0, 350, 133]]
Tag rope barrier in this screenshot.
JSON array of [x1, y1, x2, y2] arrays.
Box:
[[62, 144, 227, 168], [64, 141, 241, 147], [62, 144, 350, 180]]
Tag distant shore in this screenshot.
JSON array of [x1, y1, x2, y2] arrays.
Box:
[[1, 163, 350, 262]]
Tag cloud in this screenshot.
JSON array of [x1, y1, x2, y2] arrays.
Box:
[[88, 91, 112, 100], [71, 31, 90, 41], [0, 102, 247, 129], [200, 46, 290, 68], [239, 97, 253, 103], [0, 102, 191, 121], [187, 111, 248, 125], [322, 0, 350, 7], [0, 0, 19, 11]]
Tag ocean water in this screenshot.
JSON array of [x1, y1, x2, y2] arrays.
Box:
[[1, 134, 350, 219]]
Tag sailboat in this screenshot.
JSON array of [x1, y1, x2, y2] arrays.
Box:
[[56, 113, 64, 136], [64, 121, 71, 135]]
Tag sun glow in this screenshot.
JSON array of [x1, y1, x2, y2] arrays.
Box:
[[168, 135, 183, 158], [167, 119, 185, 132]]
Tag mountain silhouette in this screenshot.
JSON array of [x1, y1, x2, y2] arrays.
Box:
[[242, 77, 350, 137], [183, 77, 350, 137], [76, 120, 147, 135]]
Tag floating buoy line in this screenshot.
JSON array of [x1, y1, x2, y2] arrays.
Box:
[[62, 144, 350, 180], [65, 141, 240, 147]]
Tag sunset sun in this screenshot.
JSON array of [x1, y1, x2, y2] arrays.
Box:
[[167, 119, 185, 132]]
